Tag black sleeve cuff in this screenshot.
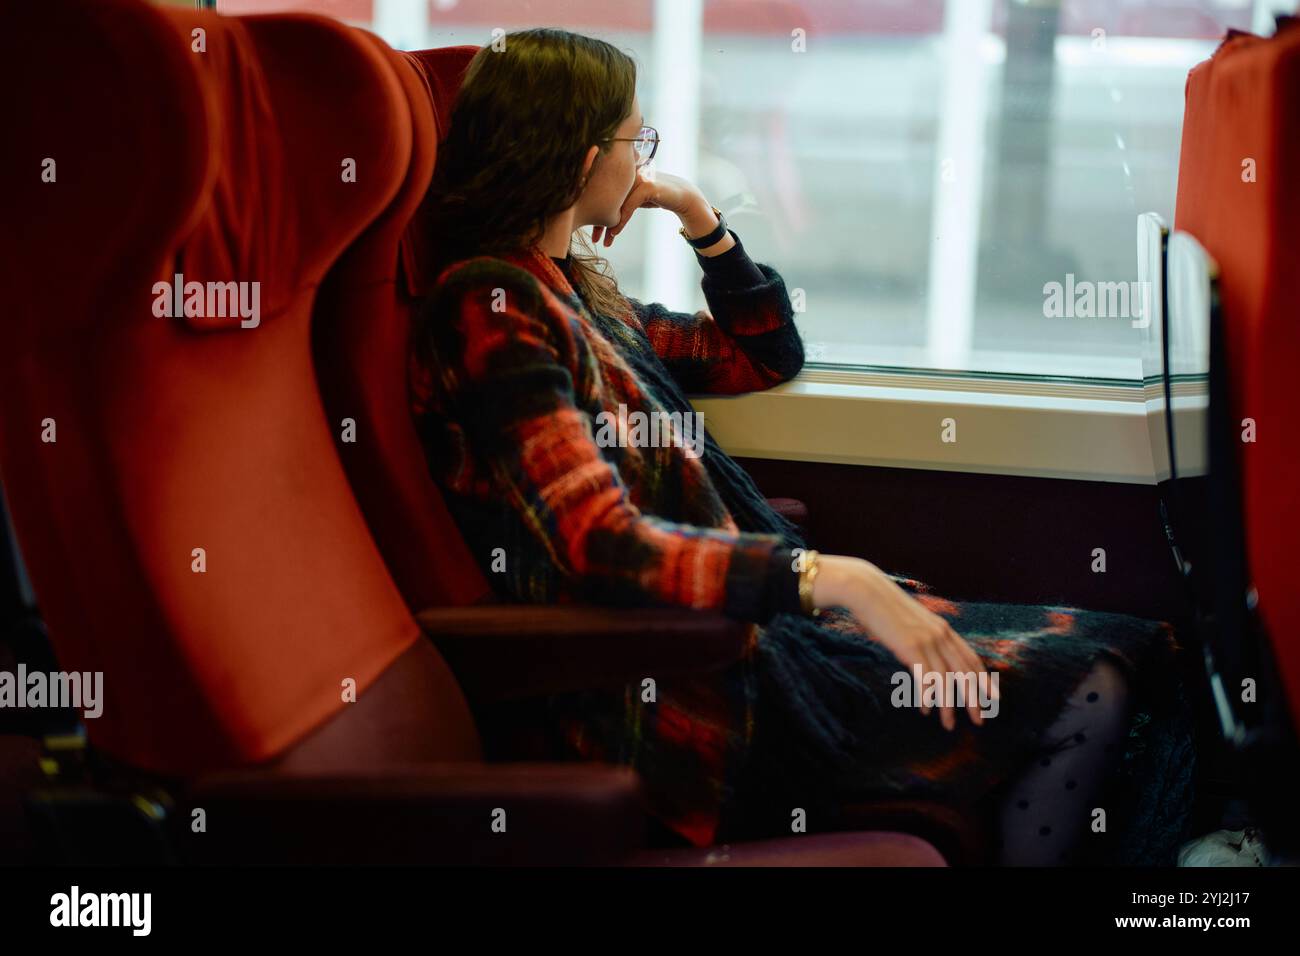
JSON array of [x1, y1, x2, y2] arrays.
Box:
[[694, 228, 766, 288], [757, 545, 805, 621]]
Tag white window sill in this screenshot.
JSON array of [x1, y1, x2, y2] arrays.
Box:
[[690, 368, 1206, 485]]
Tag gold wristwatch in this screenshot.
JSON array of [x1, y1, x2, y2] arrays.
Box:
[[798, 549, 822, 617]]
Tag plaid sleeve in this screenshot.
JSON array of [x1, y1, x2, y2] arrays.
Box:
[[626, 244, 805, 395], [427, 258, 795, 623]]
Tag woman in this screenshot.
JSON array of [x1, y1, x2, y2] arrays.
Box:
[[410, 28, 1196, 865]]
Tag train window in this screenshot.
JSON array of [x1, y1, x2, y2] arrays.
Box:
[[219, 0, 1263, 381], [209, 0, 1283, 483]]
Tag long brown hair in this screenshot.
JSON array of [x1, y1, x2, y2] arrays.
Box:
[[422, 28, 636, 318]]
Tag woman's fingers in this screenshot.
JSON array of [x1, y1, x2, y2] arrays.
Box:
[[920, 640, 952, 730], [897, 644, 934, 718], [946, 625, 987, 704], [937, 635, 982, 728], [910, 614, 990, 730], [907, 619, 951, 729], [604, 179, 656, 246], [942, 625, 993, 728], [890, 628, 947, 727], [954, 626, 999, 711], [934, 642, 960, 731], [960, 641, 990, 727], [588, 172, 680, 249]]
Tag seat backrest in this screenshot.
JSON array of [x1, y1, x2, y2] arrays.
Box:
[[1164, 231, 1247, 735], [1173, 21, 1300, 735], [0, 0, 214, 762], [314, 42, 492, 612], [395, 47, 483, 298], [0, 0, 480, 774]]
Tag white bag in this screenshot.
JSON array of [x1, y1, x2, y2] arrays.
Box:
[[1176, 827, 1268, 867]]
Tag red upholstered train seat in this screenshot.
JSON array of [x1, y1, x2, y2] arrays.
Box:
[[0, 0, 478, 773], [314, 42, 492, 612], [1174, 21, 1300, 733]]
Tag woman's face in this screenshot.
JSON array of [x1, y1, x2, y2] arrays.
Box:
[[576, 94, 643, 230]]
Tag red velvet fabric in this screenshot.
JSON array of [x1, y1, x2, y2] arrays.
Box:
[[397, 46, 481, 299], [1174, 21, 1300, 734], [314, 40, 492, 611], [0, 0, 219, 769], [0, 0, 483, 773]]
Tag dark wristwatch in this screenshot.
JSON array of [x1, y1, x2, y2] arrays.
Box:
[[679, 204, 728, 249]]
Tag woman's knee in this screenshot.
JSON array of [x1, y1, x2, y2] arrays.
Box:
[[1076, 657, 1130, 711], [1058, 656, 1132, 747]]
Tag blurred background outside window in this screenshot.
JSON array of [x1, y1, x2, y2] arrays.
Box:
[[216, 0, 1297, 382]]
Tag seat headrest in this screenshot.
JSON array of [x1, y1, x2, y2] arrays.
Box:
[[0, 0, 214, 333], [168, 10, 413, 332]]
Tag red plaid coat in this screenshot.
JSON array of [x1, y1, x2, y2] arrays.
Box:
[[410, 240, 807, 845]]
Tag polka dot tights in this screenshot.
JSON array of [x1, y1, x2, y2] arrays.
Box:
[[996, 657, 1132, 866]]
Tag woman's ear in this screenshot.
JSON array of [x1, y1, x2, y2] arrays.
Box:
[[581, 144, 600, 180]]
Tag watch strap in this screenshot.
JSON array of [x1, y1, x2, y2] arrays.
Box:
[[679, 204, 727, 249]]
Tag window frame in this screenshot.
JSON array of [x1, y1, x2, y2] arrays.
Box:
[[691, 368, 1207, 484]]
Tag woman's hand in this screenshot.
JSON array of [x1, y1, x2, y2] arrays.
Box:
[[812, 554, 996, 732], [592, 169, 705, 247]]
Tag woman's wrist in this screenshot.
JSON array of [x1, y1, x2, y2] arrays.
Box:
[[677, 194, 715, 232], [679, 197, 735, 256], [811, 554, 878, 610]]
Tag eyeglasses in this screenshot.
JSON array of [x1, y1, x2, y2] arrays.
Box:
[[603, 125, 659, 167]]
